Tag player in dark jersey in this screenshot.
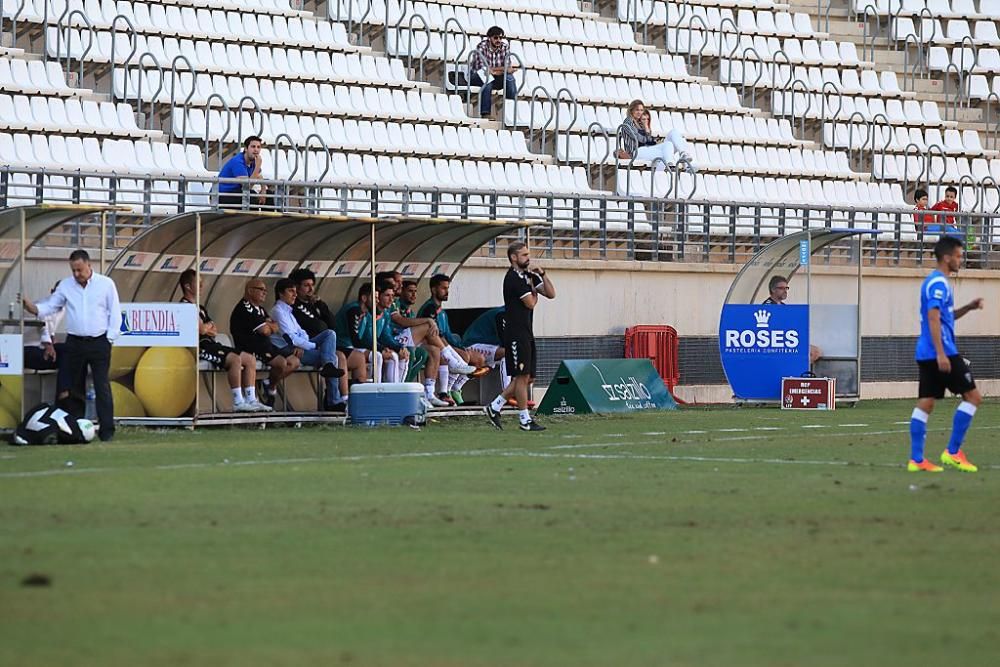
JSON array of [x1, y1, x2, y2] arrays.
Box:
[[289, 268, 360, 407], [229, 278, 300, 408], [179, 270, 270, 412], [907, 236, 984, 472], [485, 242, 555, 431]]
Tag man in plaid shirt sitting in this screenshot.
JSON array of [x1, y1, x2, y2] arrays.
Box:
[[470, 26, 518, 118]]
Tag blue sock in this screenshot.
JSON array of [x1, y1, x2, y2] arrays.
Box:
[[947, 402, 977, 455], [910, 408, 929, 463]]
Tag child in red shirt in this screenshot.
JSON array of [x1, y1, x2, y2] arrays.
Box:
[[930, 186, 959, 228]]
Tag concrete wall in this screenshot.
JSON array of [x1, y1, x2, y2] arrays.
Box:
[[452, 257, 1000, 338]]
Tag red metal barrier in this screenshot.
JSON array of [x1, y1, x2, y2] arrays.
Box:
[[624, 325, 686, 404]]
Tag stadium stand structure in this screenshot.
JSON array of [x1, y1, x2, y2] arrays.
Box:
[[0, 0, 999, 264]]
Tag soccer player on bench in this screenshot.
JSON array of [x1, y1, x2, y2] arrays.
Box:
[[230, 279, 300, 408], [179, 270, 270, 412]]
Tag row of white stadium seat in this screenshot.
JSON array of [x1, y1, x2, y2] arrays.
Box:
[[6, 0, 302, 22], [719, 63, 904, 97], [892, 17, 1000, 45], [517, 70, 746, 113], [852, 0, 998, 20], [0, 57, 87, 97], [173, 111, 536, 161], [373, 4, 642, 48], [48, 29, 417, 88], [667, 32, 862, 67], [771, 92, 946, 128], [23, 3, 346, 50], [0, 94, 154, 139], [504, 101, 800, 147], [928, 46, 1000, 72], [118, 73, 471, 125], [618, 3, 817, 35], [558, 135, 856, 179], [822, 123, 985, 155], [329, 0, 583, 20], [873, 153, 1000, 183]]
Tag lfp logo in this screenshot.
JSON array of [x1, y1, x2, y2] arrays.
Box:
[[723, 308, 800, 354]]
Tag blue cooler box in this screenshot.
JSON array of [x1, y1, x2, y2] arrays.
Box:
[[348, 382, 427, 426]]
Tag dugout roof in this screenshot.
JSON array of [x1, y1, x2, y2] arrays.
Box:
[[0, 205, 120, 313], [106, 210, 530, 314], [723, 229, 879, 305]]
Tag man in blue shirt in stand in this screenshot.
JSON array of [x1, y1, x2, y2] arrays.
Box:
[[218, 136, 265, 209], [908, 236, 984, 473]]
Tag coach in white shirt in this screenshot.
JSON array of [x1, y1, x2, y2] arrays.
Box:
[[22, 249, 121, 442]]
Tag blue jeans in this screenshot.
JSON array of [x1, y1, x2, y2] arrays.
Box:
[[301, 330, 339, 401], [473, 73, 516, 115]]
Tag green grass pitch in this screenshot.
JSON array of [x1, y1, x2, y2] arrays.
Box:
[[2, 399, 999, 666]]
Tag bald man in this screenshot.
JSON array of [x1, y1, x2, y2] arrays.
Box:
[[229, 278, 300, 408]]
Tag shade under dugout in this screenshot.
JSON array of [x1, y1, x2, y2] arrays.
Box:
[[0, 205, 118, 309], [107, 210, 532, 313], [723, 229, 878, 305]]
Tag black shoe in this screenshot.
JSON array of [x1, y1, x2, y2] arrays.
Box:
[[519, 420, 545, 432], [319, 362, 346, 378], [484, 405, 503, 430], [324, 401, 347, 413], [259, 388, 276, 408], [99, 433, 114, 442]]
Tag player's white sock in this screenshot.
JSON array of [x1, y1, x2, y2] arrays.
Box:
[[499, 358, 511, 390], [438, 365, 449, 394], [423, 378, 436, 399], [398, 359, 409, 383], [519, 409, 531, 425], [490, 395, 506, 411], [441, 345, 464, 367], [450, 374, 469, 392], [244, 386, 258, 403], [231, 388, 245, 405], [384, 355, 397, 383]]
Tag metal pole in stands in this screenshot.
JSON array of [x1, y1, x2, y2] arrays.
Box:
[[99, 210, 106, 273], [19, 206, 25, 416], [195, 212, 202, 418], [370, 221, 378, 383]]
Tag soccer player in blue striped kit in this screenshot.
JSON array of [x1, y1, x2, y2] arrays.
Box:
[[908, 236, 984, 473]]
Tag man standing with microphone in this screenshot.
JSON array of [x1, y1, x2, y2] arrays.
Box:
[[22, 250, 121, 442], [485, 241, 555, 432]]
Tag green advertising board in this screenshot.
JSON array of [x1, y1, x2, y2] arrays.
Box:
[[537, 359, 678, 415]]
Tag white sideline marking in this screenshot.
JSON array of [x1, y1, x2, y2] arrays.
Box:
[[801, 425, 829, 429], [642, 431, 667, 436], [840, 423, 869, 427], [684, 430, 707, 434], [4, 423, 1000, 480], [753, 427, 785, 431], [717, 428, 749, 432]]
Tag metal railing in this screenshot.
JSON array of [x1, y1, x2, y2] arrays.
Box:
[[4, 165, 999, 268]]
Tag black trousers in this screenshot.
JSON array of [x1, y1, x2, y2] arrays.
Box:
[[66, 334, 114, 440]]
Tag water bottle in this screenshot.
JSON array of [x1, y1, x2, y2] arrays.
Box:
[[85, 377, 97, 421]]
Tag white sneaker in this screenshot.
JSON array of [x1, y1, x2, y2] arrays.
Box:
[[427, 395, 450, 407], [233, 401, 256, 413], [248, 400, 273, 413], [448, 361, 477, 375]]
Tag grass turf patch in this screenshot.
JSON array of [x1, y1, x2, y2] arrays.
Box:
[[2, 399, 999, 666]]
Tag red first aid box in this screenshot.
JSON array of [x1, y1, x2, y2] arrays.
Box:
[[781, 377, 836, 410]]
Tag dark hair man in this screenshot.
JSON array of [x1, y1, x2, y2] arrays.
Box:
[[229, 278, 300, 408], [289, 267, 359, 406], [907, 236, 984, 473], [484, 242, 555, 432], [218, 135, 265, 208], [470, 25, 518, 118], [763, 275, 788, 305], [179, 269, 269, 412], [270, 278, 347, 411], [418, 274, 489, 405], [22, 249, 120, 441]]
